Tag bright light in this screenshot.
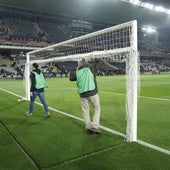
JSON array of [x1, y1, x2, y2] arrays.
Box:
[[155, 6, 167, 12], [166, 10, 170, 14], [142, 27, 156, 33], [142, 3, 154, 10], [121, 0, 170, 15], [130, 0, 140, 5]]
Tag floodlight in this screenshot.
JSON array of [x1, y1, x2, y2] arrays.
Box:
[[129, 0, 140, 5], [155, 6, 167, 13], [121, 0, 170, 15], [142, 27, 156, 33], [142, 3, 154, 10], [147, 28, 156, 33]]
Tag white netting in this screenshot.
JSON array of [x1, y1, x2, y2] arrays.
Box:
[[26, 20, 136, 63], [25, 20, 139, 142]]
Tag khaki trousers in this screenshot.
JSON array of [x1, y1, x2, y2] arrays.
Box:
[[80, 93, 101, 129]]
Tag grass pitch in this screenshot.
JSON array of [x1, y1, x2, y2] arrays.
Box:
[[0, 74, 170, 169]]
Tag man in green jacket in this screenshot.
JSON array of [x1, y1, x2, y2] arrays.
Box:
[[69, 55, 103, 134], [25, 62, 50, 118]]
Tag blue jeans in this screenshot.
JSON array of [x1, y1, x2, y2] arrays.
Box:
[[29, 91, 48, 113]]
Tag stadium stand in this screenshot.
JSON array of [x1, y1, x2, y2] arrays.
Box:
[[0, 4, 170, 76]]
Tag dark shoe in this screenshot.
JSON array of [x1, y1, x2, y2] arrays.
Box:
[[86, 128, 94, 134], [91, 128, 101, 134]]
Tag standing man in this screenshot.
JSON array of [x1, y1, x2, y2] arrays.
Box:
[[69, 55, 103, 134], [25, 62, 50, 118]]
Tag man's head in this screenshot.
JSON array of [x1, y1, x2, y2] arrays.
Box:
[[77, 58, 86, 68], [32, 63, 38, 70]]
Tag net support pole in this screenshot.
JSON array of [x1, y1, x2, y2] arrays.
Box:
[[126, 20, 138, 142], [25, 54, 31, 101], [126, 51, 138, 142]]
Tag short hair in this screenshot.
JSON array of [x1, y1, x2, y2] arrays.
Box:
[[32, 63, 38, 69], [78, 58, 86, 67]]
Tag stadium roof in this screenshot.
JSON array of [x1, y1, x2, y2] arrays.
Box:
[[1, 0, 170, 29]]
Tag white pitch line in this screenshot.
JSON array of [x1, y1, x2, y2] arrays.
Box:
[[35, 101, 84, 122], [136, 140, 170, 155], [47, 88, 170, 102], [0, 87, 25, 99], [35, 101, 126, 139], [100, 91, 170, 101], [139, 96, 170, 102], [0, 87, 170, 155]]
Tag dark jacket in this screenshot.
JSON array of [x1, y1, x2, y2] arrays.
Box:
[[69, 58, 103, 98], [30, 69, 44, 93]]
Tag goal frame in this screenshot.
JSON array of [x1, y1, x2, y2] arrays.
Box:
[[25, 20, 138, 142]]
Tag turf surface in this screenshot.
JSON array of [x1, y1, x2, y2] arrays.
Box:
[[0, 74, 170, 169]]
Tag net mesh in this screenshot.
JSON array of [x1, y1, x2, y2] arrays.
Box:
[[27, 21, 136, 63]]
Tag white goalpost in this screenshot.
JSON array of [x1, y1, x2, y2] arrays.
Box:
[[25, 20, 139, 142]]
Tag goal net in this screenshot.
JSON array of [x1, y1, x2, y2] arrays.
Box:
[[25, 20, 139, 142]]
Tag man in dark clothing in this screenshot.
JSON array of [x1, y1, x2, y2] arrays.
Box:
[[69, 55, 103, 134], [25, 62, 50, 118]]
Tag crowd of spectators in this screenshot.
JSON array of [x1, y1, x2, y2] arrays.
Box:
[[0, 15, 170, 55], [0, 17, 69, 48], [0, 11, 170, 77], [138, 40, 170, 55], [1, 53, 170, 80]]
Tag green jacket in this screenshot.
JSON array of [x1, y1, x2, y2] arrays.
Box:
[[32, 71, 47, 89], [76, 67, 95, 94], [69, 58, 104, 97]]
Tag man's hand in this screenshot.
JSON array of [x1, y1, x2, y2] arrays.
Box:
[[90, 54, 95, 61]]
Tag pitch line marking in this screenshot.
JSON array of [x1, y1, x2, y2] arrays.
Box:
[[0, 87, 170, 156], [47, 88, 170, 102], [100, 91, 170, 101]]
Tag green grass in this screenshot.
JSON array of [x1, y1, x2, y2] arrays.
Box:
[[0, 74, 170, 170]]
